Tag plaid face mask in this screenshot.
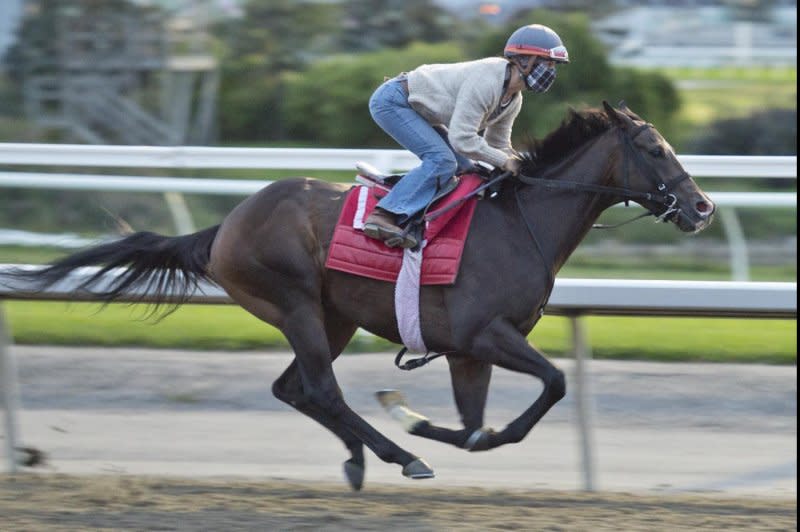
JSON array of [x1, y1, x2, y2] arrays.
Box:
[[524, 63, 557, 93]]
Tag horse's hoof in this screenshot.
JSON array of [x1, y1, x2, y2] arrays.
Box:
[[343, 458, 365, 491], [375, 390, 429, 433], [15, 446, 46, 467], [463, 428, 493, 452], [375, 389, 405, 409], [402, 458, 435, 480]]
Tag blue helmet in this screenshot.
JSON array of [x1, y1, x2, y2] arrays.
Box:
[[504, 24, 569, 63]]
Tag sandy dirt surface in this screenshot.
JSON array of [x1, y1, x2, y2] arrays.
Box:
[[0, 475, 796, 531], [1, 347, 797, 530]]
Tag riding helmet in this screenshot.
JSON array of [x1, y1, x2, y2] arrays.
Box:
[[504, 24, 569, 63]]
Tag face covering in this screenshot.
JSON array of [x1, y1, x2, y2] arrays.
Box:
[[523, 62, 557, 93]]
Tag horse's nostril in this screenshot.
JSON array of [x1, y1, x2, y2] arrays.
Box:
[[696, 201, 712, 214]]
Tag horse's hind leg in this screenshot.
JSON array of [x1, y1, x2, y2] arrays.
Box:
[[272, 317, 367, 490], [281, 303, 434, 480], [377, 355, 495, 450], [273, 360, 368, 489]]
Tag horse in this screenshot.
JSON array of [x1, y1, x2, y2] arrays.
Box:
[[6, 101, 714, 490]]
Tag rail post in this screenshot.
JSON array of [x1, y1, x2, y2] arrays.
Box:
[[718, 207, 750, 281], [570, 314, 596, 491], [0, 302, 20, 473]]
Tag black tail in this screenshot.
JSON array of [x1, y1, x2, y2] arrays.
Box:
[[11, 225, 220, 316]]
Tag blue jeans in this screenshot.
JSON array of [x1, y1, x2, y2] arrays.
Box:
[[369, 77, 473, 223]]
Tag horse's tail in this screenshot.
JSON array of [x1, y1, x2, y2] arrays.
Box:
[[10, 225, 221, 316]]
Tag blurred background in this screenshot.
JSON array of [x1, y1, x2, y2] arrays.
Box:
[[0, 0, 795, 356]]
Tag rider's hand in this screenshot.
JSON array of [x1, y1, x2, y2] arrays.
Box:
[[502, 156, 522, 176]]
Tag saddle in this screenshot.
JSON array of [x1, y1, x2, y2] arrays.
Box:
[[354, 160, 502, 246], [355, 161, 462, 245], [325, 163, 490, 285]]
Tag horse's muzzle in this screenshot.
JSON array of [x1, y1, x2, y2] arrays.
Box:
[[675, 193, 715, 233]]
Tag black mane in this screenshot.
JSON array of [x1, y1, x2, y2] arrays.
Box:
[[520, 107, 614, 175]]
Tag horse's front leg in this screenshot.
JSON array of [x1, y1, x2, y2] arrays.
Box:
[[466, 317, 566, 451], [376, 355, 494, 450]]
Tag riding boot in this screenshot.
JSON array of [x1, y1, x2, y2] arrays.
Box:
[[363, 208, 418, 249]]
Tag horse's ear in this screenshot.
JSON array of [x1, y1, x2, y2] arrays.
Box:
[[603, 100, 633, 129], [618, 100, 629, 111]]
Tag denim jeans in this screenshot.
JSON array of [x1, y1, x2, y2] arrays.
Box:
[[368, 77, 473, 223]]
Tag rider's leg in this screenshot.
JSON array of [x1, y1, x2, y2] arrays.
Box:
[[368, 78, 458, 224], [433, 125, 475, 174]]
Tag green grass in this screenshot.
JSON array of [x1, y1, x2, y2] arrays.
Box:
[[2, 301, 796, 364]]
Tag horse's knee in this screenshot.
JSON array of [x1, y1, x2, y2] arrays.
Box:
[[271, 375, 308, 408], [547, 368, 567, 402]]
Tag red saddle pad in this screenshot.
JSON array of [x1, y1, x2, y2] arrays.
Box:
[[325, 173, 483, 285]]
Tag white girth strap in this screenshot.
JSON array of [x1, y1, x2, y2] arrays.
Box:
[[395, 247, 427, 354]]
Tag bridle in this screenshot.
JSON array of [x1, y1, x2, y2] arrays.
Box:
[[515, 122, 691, 225]]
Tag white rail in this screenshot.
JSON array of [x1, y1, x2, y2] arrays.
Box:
[[0, 143, 797, 177], [0, 172, 795, 208], [0, 266, 795, 318]]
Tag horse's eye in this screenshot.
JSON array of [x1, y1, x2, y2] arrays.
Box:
[[650, 147, 665, 157]]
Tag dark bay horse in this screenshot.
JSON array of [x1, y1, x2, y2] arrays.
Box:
[[8, 101, 714, 490]]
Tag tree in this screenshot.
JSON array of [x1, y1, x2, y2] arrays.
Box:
[[339, 0, 456, 52], [214, 0, 340, 141], [282, 42, 465, 146], [222, 0, 341, 71], [685, 108, 797, 155]]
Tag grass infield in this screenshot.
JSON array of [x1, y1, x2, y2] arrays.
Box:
[[3, 301, 795, 365]]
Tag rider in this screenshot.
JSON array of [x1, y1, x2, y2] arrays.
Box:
[[363, 24, 569, 248]]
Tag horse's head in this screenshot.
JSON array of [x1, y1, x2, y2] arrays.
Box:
[[602, 101, 714, 233]]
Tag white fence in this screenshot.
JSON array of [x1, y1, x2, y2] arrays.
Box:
[[0, 143, 796, 177]]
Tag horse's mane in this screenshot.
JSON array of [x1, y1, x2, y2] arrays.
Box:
[[519, 107, 614, 175]]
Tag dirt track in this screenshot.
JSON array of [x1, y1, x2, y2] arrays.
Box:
[[1, 475, 796, 531], [3, 347, 797, 530]]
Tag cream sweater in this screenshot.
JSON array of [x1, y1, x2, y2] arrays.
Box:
[[407, 57, 522, 168]]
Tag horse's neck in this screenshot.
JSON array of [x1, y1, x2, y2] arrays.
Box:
[[520, 134, 619, 274]]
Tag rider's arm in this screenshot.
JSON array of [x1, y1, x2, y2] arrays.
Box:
[[448, 78, 514, 169]]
